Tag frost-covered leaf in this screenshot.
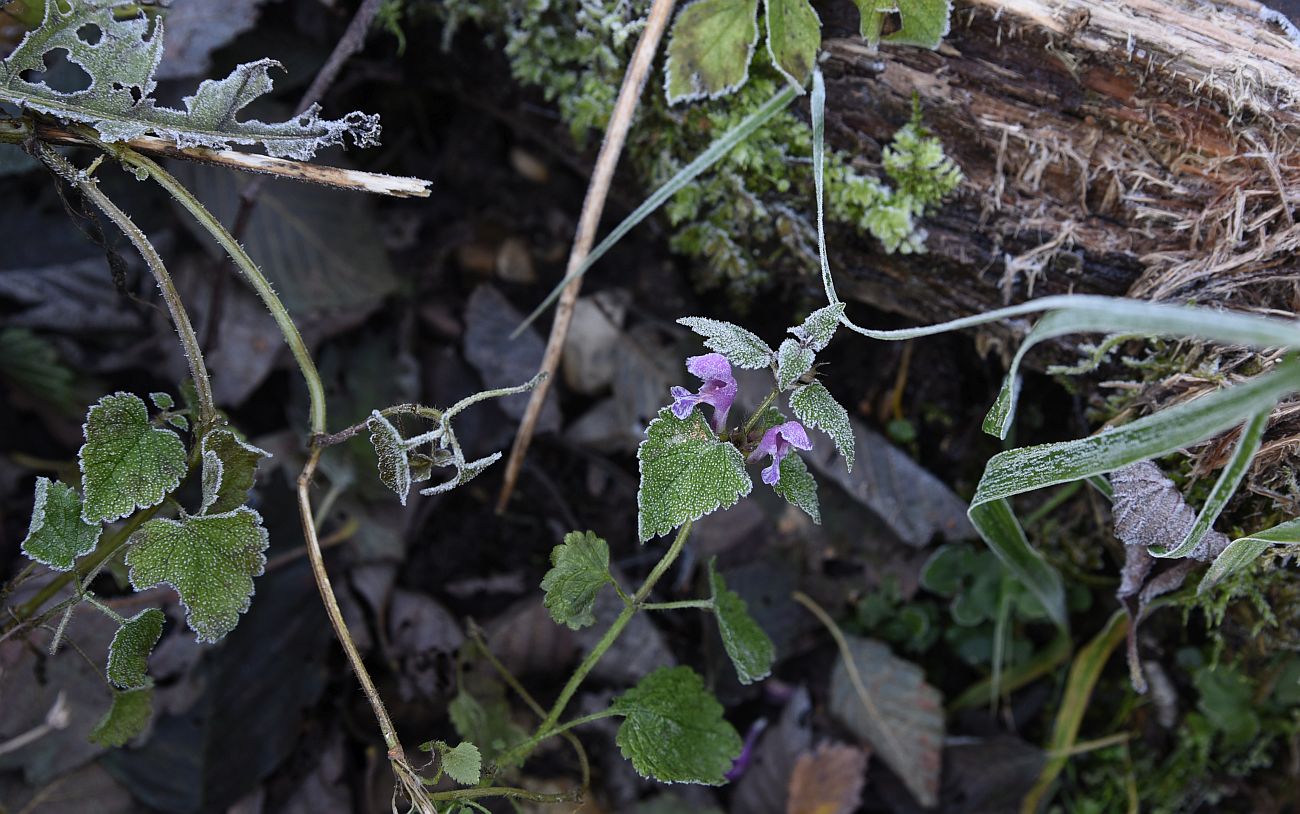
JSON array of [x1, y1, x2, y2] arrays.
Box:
[[665, 0, 761, 104], [21, 477, 101, 571], [167, 414, 189, 431], [0, 0, 380, 159], [79, 392, 187, 524], [200, 429, 269, 515], [106, 608, 165, 690], [148, 392, 174, 411], [441, 741, 482, 786], [125, 507, 269, 643], [765, 0, 821, 87], [367, 411, 411, 505], [611, 665, 743, 785], [541, 530, 614, 630], [638, 408, 753, 540], [776, 339, 814, 391], [198, 449, 222, 515], [829, 636, 943, 806], [89, 688, 153, 748], [790, 382, 855, 472], [678, 316, 775, 369], [709, 559, 775, 684], [791, 303, 844, 352], [855, 0, 951, 48], [420, 452, 502, 497], [787, 743, 869, 814], [773, 453, 820, 523]]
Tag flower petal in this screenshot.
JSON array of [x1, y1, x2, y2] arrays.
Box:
[[686, 352, 735, 385]]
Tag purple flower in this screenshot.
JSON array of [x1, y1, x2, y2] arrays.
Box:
[[670, 353, 737, 434], [749, 421, 813, 486], [724, 718, 768, 781]]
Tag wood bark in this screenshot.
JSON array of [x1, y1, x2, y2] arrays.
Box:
[[818, 0, 1300, 347]]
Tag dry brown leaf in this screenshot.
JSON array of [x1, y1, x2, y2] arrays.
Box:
[[786, 743, 869, 814]]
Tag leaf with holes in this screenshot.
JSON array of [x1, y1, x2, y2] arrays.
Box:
[[638, 408, 752, 540], [855, 0, 952, 48], [790, 382, 855, 471], [791, 303, 844, 352], [106, 608, 165, 690], [773, 453, 820, 523], [21, 477, 101, 570], [79, 392, 187, 523], [0, 0, 379, 158], [200, 429, 269, 515], [89, 688, 153, 748], [665, 0, 761, 104], [541, 530, 614, 630], [611, 665, 743, 785], [678, 316, 775, 369], [367, 411, 412, 505], [766, 0, 821, 87], [776, 339, 814, 391], [125, 507, 268, 642], [709, 559, 775, 684]]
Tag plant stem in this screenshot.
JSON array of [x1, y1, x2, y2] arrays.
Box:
[[421, 785, 580, 804], [742, 389, 780, 437], [36, 144, 216, 426], [494, 710, 618, 759], [312, 403, 444, 448], [82, 594, 126, 625], [640, 599, 713, 611]]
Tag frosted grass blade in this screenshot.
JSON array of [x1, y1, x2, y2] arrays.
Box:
[[1199, 518, 1300, 593]]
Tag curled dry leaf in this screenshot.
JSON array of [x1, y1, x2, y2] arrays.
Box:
[[786, 742, 869, 814]]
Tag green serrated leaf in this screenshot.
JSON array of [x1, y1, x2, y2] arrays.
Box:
[[106, 607, 165, 690], [677, 317, 775, 369], [855, 0, 951, 48], [790, 382, 855, 471], [765, 0, 821, 87], [79, 392, 187, 524], [637, 408, 753, 540], [665, 0, 761, 104], [420, 452, 502, 496], [708, 560, 775, 684], [773, 453, 820, 523], [125, 507, 269, 642], [167, 414, 189, 431], [367, 411, 412, 505], [21, 477, 101, 571], [792, 303, 845, 352], [449, 686, 527, 768], [541, 531, 614, 630], [0, 0, 379, 159], [200, 429, 269, 515], [148, 392, 174, 410], [612, 665, 742, 785], [776, 338, 814, 391], [441, 741, 482, 786], [89, 688, 153, 748]]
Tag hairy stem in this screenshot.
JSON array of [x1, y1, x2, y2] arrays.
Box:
[[421, 785, 581, 804], [313, 403, 445, 448], [641, 599, 712, 611], [742, 389, 780, 437]]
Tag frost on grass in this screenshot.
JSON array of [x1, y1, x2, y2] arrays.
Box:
[[106, 607, 165, 690], [79, 392, 187, 524], [125, 507, 269, 642], [0, 0, 380, 159], [541, 530, 614, 630], [21, 477, 101, 571], [637, 408, 752, 540], [708, 559, 776, 684]]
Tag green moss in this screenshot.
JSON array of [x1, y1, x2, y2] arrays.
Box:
[[432, 0, 961, 301]]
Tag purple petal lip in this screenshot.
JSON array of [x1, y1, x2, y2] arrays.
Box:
[[668, 353, 737, 433], [751, 420, 813, 486]]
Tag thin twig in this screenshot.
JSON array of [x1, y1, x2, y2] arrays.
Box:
[[495, 0, 678, 512]]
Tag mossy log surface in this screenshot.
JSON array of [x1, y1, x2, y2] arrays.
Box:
[[819, 0, 1300, 346]]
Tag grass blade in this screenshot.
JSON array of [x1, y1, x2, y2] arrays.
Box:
[[1199, 518, 1300, 593]]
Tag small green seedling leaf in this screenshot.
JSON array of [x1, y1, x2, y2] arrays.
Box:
[[541, 531, 614, 630], [367, 411, 412, 504], [766, 0, 821, 87], [441, 741, 482, 786], [80, 392, 187, 523], [790, 382, 855, 471], [21, 477, 101, 571], [855, 0, 952, 48], [167, 414, 189, 432], [200, 429, 270, 515], [89, 688, 153, 748], [792, 303, 845, 352], [773, 453, 820, 523], [678, 317, 775, 369], [638, 408, 752, 540], [665, 0, 761, 104], [611, 665, 743, 785], [148, 392, 174, 411], [776, 338, 814, 391], [125, 507, 269, 642], [106, 607, 165, 690], [420, 452, 502, 496], [708, 559, 776, 684], [449, 686, 528, 768]]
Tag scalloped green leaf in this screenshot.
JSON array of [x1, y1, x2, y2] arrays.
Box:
[[773, 452, 820, 523], [125, 507, 268, 642], [637, 408, 753, 541], [200, 428, 270, 515], [766, 0, 821, 87], [665, 0, 761, 104], [89, 688, 153, 748], [79, 392, 187, 524], [855, 0, 952, 48], [0, 0, 380, 159], [708, 559, 775, 684], [541, 530, 614, 630], [106, 607, 165, 690], [790, 381, 855, 471], [776, 338, 814, 391], [441, 741, 482, 786], [148, 392, 174, 411], [611, 666, 743, 785], [367, 411, 412, 505], [677, 316, 775, 369], [21, 477, 101, 571], [792, 303, 845, 352]]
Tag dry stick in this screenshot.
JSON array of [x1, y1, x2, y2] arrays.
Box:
[[495, 0, 678, 513]]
